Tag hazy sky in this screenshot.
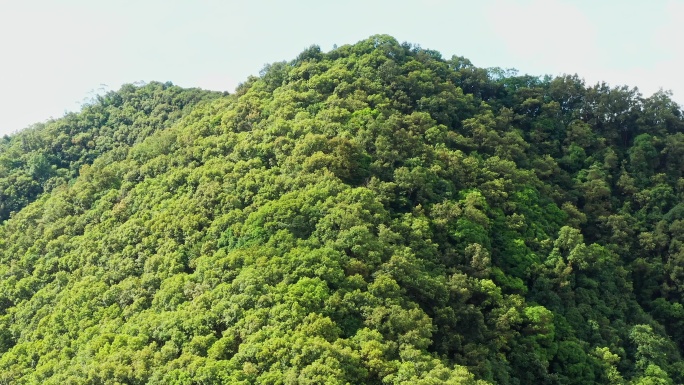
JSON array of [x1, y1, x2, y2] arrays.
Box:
[[0, 0, 681, 136]]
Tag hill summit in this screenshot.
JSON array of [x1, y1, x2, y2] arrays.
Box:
[[1, 35, 684, 384]]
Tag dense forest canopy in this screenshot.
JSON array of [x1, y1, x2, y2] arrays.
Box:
[[1, 35, 684, 384]]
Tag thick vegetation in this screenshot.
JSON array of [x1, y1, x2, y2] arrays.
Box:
[[1, 35, 684, 384]]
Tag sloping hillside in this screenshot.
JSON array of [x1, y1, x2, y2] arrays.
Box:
[[1, 35, 683, 384]]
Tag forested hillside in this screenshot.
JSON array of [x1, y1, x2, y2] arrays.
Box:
[[1, 35, 684, 384]]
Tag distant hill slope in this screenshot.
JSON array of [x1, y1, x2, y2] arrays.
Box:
[[1, 35, 683, 384], [0, 82, 223, 221]]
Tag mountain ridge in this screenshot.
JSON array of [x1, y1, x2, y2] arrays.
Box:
[[1, 34, 683, 384]]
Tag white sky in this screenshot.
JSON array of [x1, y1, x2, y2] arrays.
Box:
[[0, 0, 682, 136]]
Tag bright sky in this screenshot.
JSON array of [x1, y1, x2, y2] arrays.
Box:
[[0, 0, 682, 136]]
